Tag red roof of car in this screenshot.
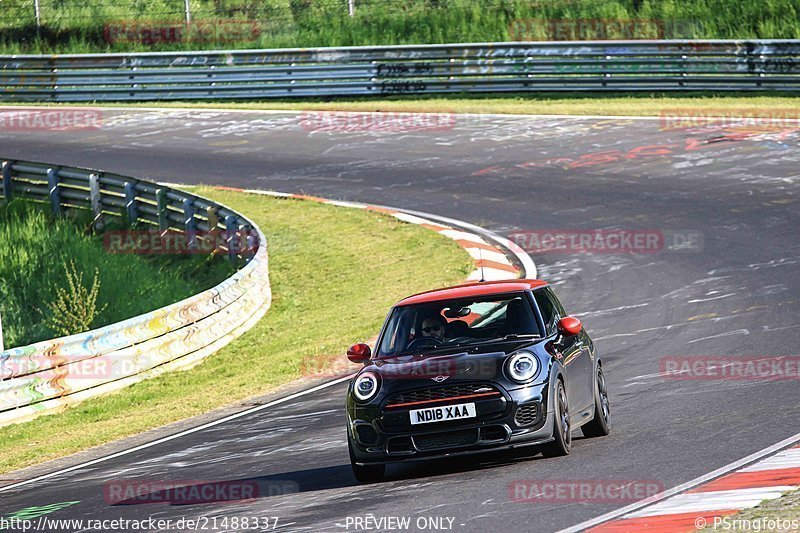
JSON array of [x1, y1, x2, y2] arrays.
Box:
[[396, 279, 548, 306]]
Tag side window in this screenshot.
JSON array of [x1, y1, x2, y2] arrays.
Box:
[[544, 287, 567, 318], [533, 289, 557, 335]]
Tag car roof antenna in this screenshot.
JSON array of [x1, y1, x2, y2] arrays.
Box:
[[479, 247, 486, 283]]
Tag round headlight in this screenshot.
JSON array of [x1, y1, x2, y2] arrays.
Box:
[[353, 372, 380, 401], [506, 351, 540, 383]]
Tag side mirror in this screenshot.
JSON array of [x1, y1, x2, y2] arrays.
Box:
[[557, 316, 582, 337], [347, 343, 372, 363]]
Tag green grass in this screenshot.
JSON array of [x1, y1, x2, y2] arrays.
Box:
[[0, 188, 473, 474], [5, 93, 799, 117], [1, 0, 799, 54], [0, 199, 234, 349]]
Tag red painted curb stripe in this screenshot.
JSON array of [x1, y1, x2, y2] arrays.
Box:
[[454, 239, 500, 252], [421, 222, 452, 232], [688, 467, 800, 493], [587, 510, 739, 533], [475, 259, 519, 273], [213, 185, 246, 192]]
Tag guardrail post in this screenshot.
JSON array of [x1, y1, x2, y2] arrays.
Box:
[[183, 197, 197, 251], [47, 167, 61, 216], [225, 215, 238, 259], [0, 310, 4, 353], [89, 173, 103, 231], [1, 161, 13, 202], [156, 188, 169, 231], [203, 206, 219, 253], [243, 223, 257, 258], [124, 181, 138, 226]]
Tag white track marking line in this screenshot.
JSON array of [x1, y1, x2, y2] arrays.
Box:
[[0, 375, 353, 494], [557, 431, 800, 533]]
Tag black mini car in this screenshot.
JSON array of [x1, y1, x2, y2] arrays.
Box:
[[345, 279, 610, 482]]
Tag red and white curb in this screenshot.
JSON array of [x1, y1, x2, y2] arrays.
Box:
[[206, 186, 526, 282], [561, 433, 800, 533]]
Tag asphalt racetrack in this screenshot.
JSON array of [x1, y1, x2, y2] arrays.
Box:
[[1, 109, 799, 532]]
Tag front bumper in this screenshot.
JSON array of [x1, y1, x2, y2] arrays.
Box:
[[349, 383, 554, 465]]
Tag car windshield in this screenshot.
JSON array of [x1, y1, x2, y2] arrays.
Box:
[[376, 293, 542, 358]]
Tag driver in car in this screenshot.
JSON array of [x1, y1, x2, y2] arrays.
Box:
[[420, 315, 446, 342]]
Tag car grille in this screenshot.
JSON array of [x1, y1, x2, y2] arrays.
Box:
[[413, 429, 477, 451], [514, 403, 539, 426], [385, 384, 501, 408]]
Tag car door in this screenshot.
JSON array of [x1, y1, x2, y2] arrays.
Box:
[[547, 288, 594, 414], [534, 288, 593, 418]]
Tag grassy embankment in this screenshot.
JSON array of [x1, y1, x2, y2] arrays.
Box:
[[0, 199, 233, 348], [0, 187, 473, 473], [1, 0, 798, 54]]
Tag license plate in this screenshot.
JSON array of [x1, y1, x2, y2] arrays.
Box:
[[409, 402, 476, 425]]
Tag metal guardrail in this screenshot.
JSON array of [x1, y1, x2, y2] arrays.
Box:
[[1, 40, 799, 101], [0, 158, 271, 426]]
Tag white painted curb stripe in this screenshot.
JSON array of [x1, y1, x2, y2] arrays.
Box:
[[558, 431, 800, 533], [741, 448, 800, 472], [625, 487, 797, 518]]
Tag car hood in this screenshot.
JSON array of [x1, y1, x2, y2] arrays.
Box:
[[365, 339, 542, 384]]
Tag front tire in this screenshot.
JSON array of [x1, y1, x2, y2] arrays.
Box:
[[348, 434, 385, 483], [582, 367, 611, 438], [541, 380, 571, 457]]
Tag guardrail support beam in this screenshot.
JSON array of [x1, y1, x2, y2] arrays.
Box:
[[124, 181, 138, 227], [183, 198, 196, 250], [1, 161, 13, 202], [89, 173, 103, 231], [47, 167, 61, 216], [156, 188, 169, 231], [225, 215, 238, 259]]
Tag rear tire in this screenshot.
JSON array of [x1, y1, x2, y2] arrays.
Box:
[[541, 380, 571, 457], [582, 367, 611, 438], [348, 434, 385, 483]]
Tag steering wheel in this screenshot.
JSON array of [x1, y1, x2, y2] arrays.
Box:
[[406, 337, 443, 350]]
